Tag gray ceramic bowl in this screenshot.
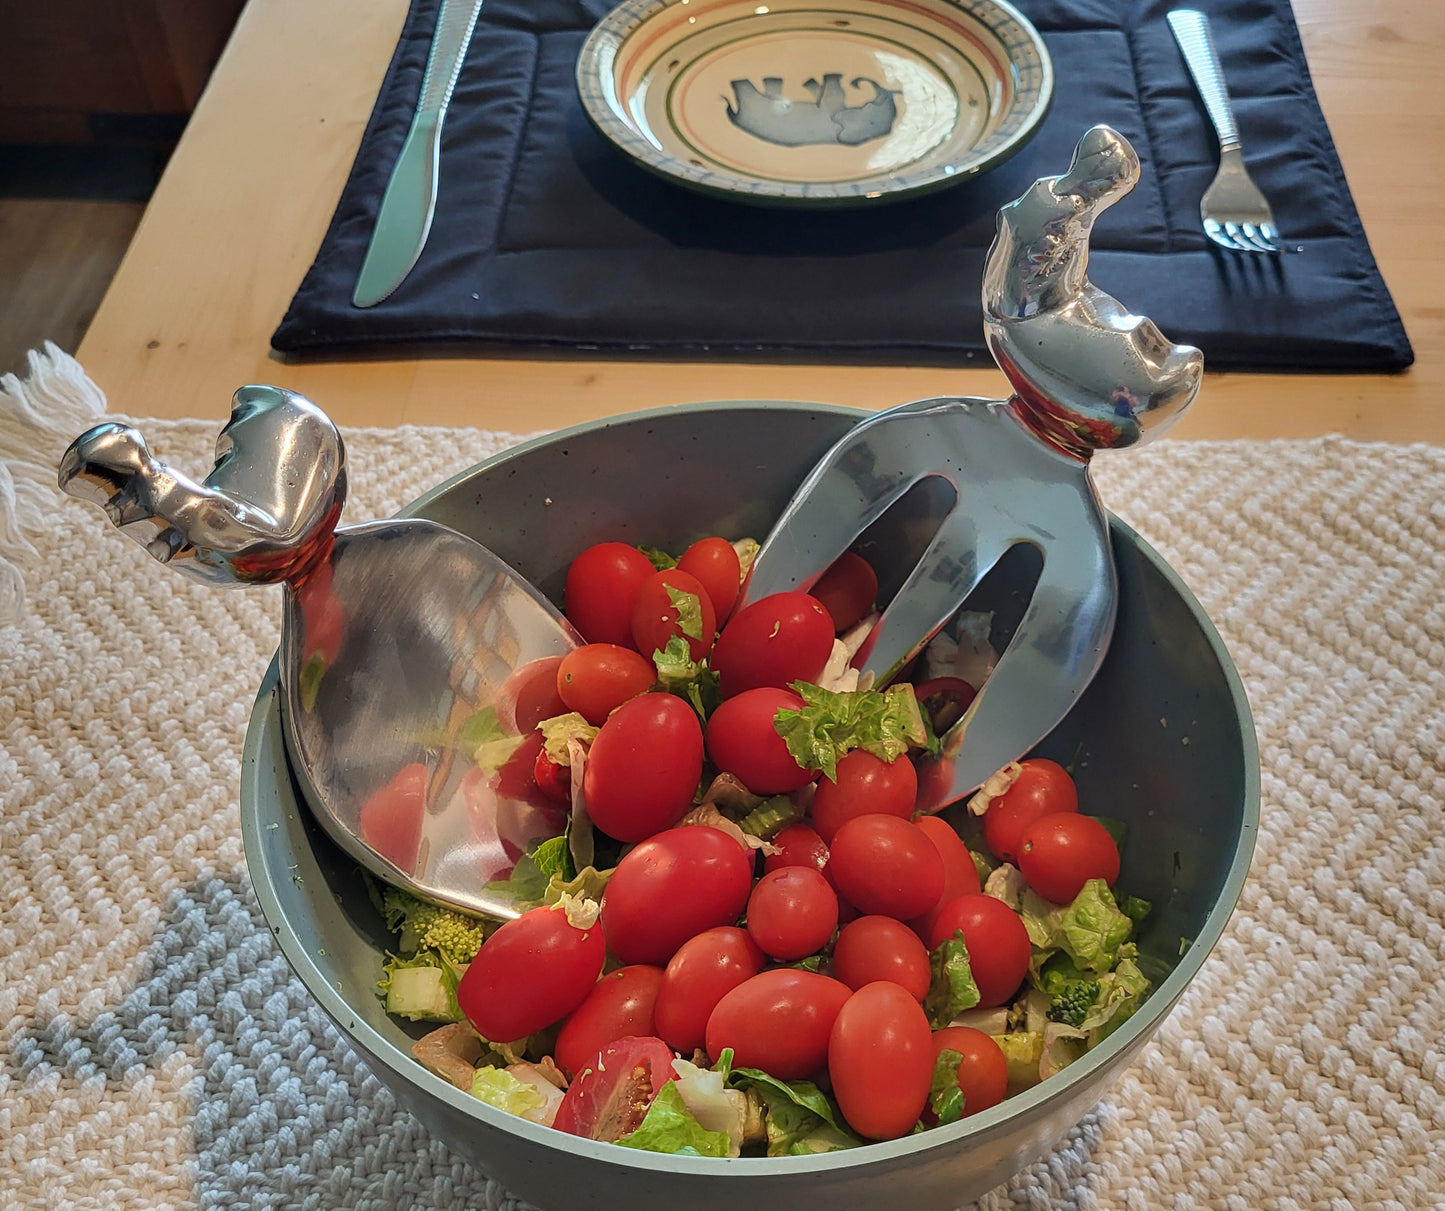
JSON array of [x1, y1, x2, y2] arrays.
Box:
[[241, 401, 1258, 1211]]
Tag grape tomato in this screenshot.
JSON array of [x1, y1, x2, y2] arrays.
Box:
[[981, 758, 1078, 864], [556, 643, 656, 725], [927, 894, 1030, 1009], [808, 550, 878, 633], [1017, 812, 1121, 904], [601, 826, 754, 966], [555, 965, 665, 1079], [809, 749, 918, 844], [653, 926, 764, 1054], [631, 568, 717, 663], [705, 968, 852, 1081], [831, 916, 932, 1001], [564, 542, 655, 647], [709, 591, 834, 697], [745, 866, 838, 961], [553, 1035, 676, 1142], [906, 814, 982, 941], [827, 814, 945, 921], [582, 693, 703, 842], [932, 1026, 1008, 1118], [676, 536, 743, 621], [828, 981, 934, 1140], [705, 686, 817, 794]]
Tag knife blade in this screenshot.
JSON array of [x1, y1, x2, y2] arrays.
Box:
[[352, 0, 484, 308]]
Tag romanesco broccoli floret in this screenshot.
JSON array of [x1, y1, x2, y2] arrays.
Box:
[[382, 888, 489, 964], [1047, 979, 1102, 1028]]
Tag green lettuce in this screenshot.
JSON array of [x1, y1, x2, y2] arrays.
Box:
[[1021, 879, 1136, 975], [929, 1049, 966, 1125], [652, 635, 721, 719], [924, 932, 982, 1027], [663, 584, 706, 643], [615, 1081, 732, 1158], [726, 1061, 859, 1156], [469, 1066, 548, 1119], [773, 681, 928, 780], [536, 712, 597, 764]]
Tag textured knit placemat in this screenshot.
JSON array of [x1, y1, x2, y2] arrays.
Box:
[[1, 347, 1441, 1209]]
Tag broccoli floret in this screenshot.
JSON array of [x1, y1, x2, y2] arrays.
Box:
[[1046, 979, 1102, 1028], [382, 888, 489, 964]]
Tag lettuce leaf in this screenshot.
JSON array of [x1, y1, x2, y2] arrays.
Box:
[[772, 681, 927, 780], [924, 931, 982, 1027], [615, 1081, 732, 1158], [652, 635, 721, 719], [663, 584, 706, 643], [536, 712, 597, 764], [1021, 879, 1135, 976], [929, 1049, 966, 1125], [469, 1066, 548, 1119]]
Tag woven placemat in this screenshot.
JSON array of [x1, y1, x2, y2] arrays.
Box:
[[1, 348, 1441, 1209]]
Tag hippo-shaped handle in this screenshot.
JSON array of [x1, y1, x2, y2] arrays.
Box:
[[57, 384, 346, 586]]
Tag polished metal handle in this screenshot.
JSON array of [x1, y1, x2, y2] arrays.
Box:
[[1168, 9, 1241, 153]]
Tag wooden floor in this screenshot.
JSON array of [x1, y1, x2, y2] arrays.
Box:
[[0, 197, 143, 379]]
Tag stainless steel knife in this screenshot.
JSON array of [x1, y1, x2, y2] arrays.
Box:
[[352, 0, 484, 308]]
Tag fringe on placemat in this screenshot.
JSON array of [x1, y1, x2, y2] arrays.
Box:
[[0, 342, 108, 625]]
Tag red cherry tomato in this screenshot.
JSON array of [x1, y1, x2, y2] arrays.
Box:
[[706, 969, 851, 1080], [556, 643, 656, 725], [927, 894, 1031, 1009], [458, 899, 607, 1042], [630, 568, 717, 663], [827, 814, 944, 921], [809, 749, 918, 844], [912, 676, 977, 737], [583, 693, 703, 842], [906, 814, 983, 941], [564, 543, 655, 647], [808, 551, 878, 632], [746, 866, 839, 961], [704, 686, 817, 795], [554, 965, 666, 1079], [358, 762, 427, 872], [499, 655, 569, 733], [763, 823, 831, 879], [831, 916, 932, 1000], [1018, 813, 1121, 903], [710, 591, 835, 697], [828, 982, 934, 1140], [553, 1035, 676, 1142], [677, 536, 743, 621], [601, 826, 754, 966], [932, 1025, 1009, 1117], [532, 745, 571, 806], [981, 758, 1079, 864], [653, 926, 765, 1054]]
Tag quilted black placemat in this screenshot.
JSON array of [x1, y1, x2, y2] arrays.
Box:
[[271, 0, 1413, 371]]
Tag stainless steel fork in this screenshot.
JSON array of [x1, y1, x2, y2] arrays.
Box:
[[1168, 9, 1281, 253]]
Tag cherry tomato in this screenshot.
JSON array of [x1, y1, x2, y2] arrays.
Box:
[[763, 823, 831, 879], [809, 551, 878, 633], [677, 536, 743, 621], [906, 814, 983, 941], [500, 655, 569, 733], [809, 749, 918, 844], [357, 762, 427, 872], [981, 758, 1079, 864], [630, 568, 717, 663], [554, 965, 665, 1079], [827, 814, 944, 921], [601, 826, 754, 965], [932, 1026, 1009, 1118], [706, 969, 851, 1080], [913, 676, 977, 737], [828, 981, 934, 1140], [553, 1035, 675, 1142], [532, 745, 571, 806], [653, 925, 765, 1054], [927, 894, 1031, 1009], [583, 693, 703, 842], [831, 916, 932, 1000], [704, 686, 817, 794], [556, 643, 656, 725], [458, 898, 607, 1042], [564, 542, 656, 647], [1018, 813, 1121, 903], [746, 866, 838, 961], [709, 591, 835, 698]]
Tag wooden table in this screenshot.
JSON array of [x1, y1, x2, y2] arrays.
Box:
[[77, 0, 1443, 443]]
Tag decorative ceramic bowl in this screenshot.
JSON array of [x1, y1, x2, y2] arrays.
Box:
[[575, 0, 1053, 206], [241, 401, 1257, 1211]]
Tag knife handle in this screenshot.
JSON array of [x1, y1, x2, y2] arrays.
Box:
[[418, 0, 484, 116]]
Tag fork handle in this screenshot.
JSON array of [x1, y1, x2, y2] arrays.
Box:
[[1168, 10, 1241, 153]]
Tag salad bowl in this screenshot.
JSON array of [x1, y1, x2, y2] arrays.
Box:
[[241, 399, 1257, 1210]]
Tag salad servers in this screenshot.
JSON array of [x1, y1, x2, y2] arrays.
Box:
[[58, 385, 582, 920], [742, 125, 1203, 813], [1167, 9, 1282, 253]]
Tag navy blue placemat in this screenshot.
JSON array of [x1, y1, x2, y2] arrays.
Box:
[[272, 0, 1413, 371]]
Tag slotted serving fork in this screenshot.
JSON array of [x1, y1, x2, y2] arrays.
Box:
[[1168, 9, 1281, 253]]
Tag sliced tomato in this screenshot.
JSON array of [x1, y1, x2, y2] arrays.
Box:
[[552, 1035, 676, 1142]]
